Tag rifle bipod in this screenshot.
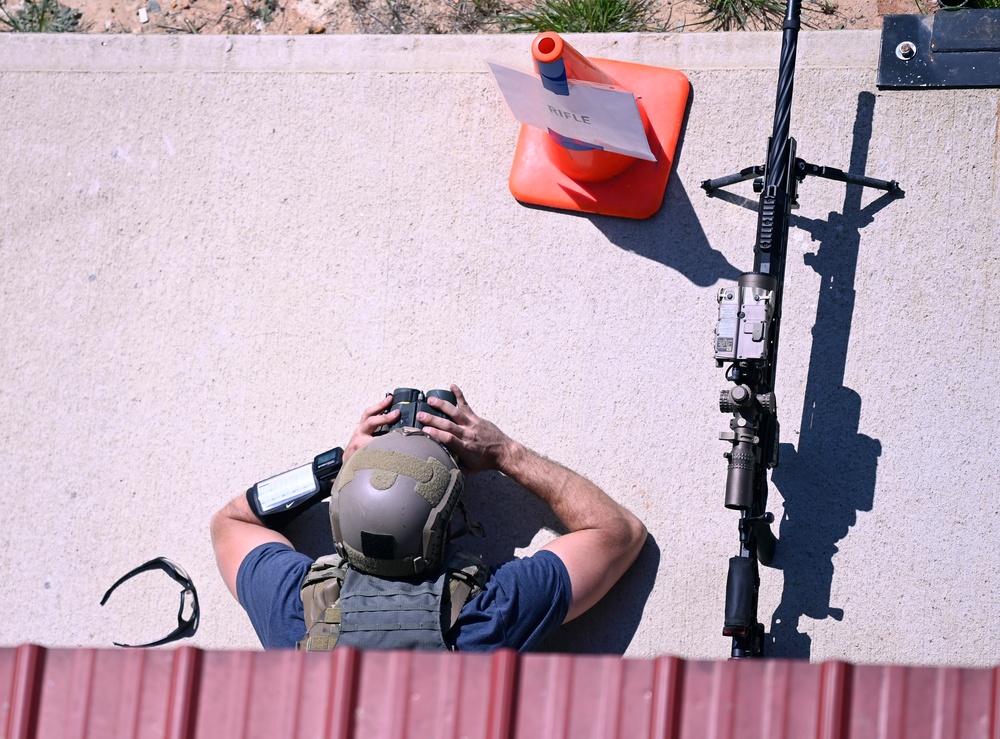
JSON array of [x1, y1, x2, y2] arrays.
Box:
[[702, 0, 902, 660], [703, 157, 901, 201]]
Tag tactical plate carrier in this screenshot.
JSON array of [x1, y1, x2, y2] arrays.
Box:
[[298, 548, 488, 651]]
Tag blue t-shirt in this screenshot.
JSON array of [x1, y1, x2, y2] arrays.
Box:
[[236, 542, 572, 651]]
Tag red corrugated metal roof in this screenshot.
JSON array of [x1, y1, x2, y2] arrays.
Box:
[[2, 645, 998, 739]]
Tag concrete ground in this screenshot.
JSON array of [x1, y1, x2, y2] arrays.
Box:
[[1, 30, 997, 666]]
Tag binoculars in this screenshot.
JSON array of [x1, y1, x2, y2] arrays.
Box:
[[378, 387, 456, 434], [247, 387, 456, 527]]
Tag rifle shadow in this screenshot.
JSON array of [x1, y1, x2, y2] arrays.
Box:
[[764, 91, 901, 659]]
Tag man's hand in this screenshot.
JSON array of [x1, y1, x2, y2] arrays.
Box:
[[417, 384, 514, 474], [343, 394, 399, 461]]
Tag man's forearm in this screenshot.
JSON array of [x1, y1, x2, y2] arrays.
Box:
[[496, 441, 590, 524], [497, 440, 641, 541]]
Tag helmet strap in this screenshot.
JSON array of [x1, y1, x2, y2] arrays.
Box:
[[450, 499, 485, 540]]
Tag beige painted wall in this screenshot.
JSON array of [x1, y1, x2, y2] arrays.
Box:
[[1, 31, 997, 665]]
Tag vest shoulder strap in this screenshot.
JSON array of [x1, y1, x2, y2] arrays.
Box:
[[444, 547, 489, 630], [297, 554, 349, 651]]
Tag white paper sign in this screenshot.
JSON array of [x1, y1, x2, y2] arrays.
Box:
[[487, 60, 655, 162]]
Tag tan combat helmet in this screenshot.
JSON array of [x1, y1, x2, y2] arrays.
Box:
[[330, 428, 464, 578]]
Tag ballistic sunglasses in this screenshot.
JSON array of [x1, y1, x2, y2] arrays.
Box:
[[100, 556, 200, 648]]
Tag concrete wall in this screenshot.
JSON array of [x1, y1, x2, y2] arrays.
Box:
[[1, 31, 997, 666]]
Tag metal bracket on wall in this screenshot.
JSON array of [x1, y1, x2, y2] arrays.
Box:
[[878, 9, 1000, 88]]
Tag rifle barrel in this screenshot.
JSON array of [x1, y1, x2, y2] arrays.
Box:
[[766, 0, 801, 186]]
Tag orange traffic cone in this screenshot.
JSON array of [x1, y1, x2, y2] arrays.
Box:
[[508, 33, 690, 219]]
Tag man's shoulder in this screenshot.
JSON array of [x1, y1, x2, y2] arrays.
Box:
[[483, 549, 570, 594], [454, 550, 571, 652], [237, 541, 313, 588], [236, 542, 313, 649]]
